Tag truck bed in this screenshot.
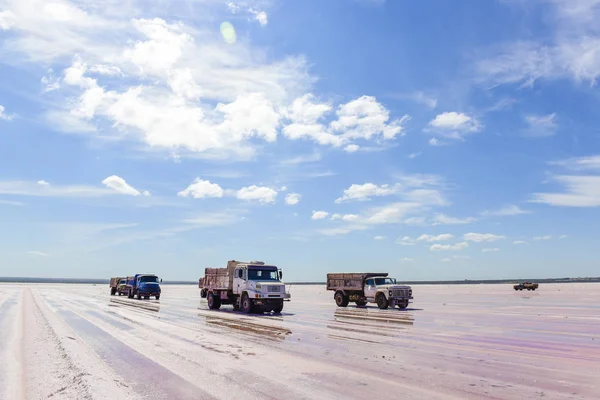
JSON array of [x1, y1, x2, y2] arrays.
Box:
[[326, 273, 389, 291], [202, 267, 230, 290]]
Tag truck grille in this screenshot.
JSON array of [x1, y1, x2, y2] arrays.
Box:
[[267, 285, 282, 293], [391, 289, 410, 298]]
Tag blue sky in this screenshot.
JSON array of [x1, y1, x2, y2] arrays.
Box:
[[1, 0, 600, 281]]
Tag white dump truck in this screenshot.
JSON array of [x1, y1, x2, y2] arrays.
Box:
[[199, 260, 291, 313], [327, 272, 413, 309]]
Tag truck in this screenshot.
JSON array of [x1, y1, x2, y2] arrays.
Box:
[[326, 272, 413, 309], [199, 260, 290, 313], [126, 274, 162, 300], [514, 282, 539, 291], [116, 278, 128, 296], [109, 277, 125, 296]]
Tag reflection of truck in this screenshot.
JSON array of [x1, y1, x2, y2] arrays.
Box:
[[109, 277, 125, 296], [514, 282, 538, 291], [126, 274, 162, 300], [327, 273, 413, 309], [199, 260, 290, 313]]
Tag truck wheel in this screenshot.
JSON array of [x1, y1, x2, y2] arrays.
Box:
[[128, 290, 133, 299], [207, 293, 221, 310], [376, 294, 389, 309], [397, 300, 408, 309], [272, 301, 284, 314], [232, 301, 240, 311], [334, 292, 349, 307], [242, 294, 253, 313], [137, 293, 142, 300], [155, 295, 160, 300], [355, 300, 367, 307], [200, 289, 207, 298], [111, 288, 116, 296]]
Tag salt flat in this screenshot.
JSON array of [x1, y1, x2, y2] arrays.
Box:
[[0, 283, 598, 399]]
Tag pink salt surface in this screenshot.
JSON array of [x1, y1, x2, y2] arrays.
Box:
[[0, 283, 598, 399]]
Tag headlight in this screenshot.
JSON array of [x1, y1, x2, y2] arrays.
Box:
[[389, 290, 393, 296]]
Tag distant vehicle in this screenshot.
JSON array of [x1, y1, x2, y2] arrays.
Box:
[[514, 282, 539, 291], [327, 272, 413, 309], [199, 260, 290, 313], [109, 277, 125, 296], [126, 274, 162, 300], [116, 278, 128, 296]]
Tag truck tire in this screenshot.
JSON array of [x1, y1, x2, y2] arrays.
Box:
[[334, 292, 349, 307], [200, 289, 207, 298], [111, 288, 116, 296], [242, 294, 254, 313], [207, 293, 221, 310], [155, 295, 160, 300], [128, 289, 133, 299], [272, 301, 284, 314], [397, 300, 408, 309], [232, 301, 240, 311], [376, 293, 389, 309], [137, 292, 142, 300], [355, 300, 367, 307]]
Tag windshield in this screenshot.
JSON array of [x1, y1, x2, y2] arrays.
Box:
[[247, 269, 279, 281], [139, 276, 159, 283], [374, 278, 396, 285], [119, 280, 125, 285]]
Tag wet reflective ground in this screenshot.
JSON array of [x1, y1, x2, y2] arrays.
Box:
[[0, 283, 599, 399]]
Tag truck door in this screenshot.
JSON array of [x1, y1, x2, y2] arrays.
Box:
[[364, 278, 376, 299], [233, 268, 245, 294]]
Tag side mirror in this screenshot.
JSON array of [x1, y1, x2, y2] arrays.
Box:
[[160, 279, 163, 283], [278, 270, 282, 280]]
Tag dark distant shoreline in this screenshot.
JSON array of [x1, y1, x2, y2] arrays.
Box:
[[1, 277, 600, 285]]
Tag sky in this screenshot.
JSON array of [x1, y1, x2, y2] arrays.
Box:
[[1, 0, 600, 281]]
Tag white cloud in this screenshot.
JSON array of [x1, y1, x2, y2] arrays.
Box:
[[433, 214, 476, 225], [428, 112, 481, 140], [0, 199, 24, 206], [280, 152, 322, 165], [533, 235, 552, 241], [559, 234, 568, 239], [430, 242, 469, 251], [331, 96, 410, 141], [441, 255, 471, 262], [0, 105, 13, 121], [89, 64, 123, 76], [482, 248, 500, 253], [410, 91, 437, 108], [408, 152, 422, 159], [344, 144, 360, 153], [249, 9, 268, 26], [399, 257, 414, 263], [41, 69, 61, 93], [524, 113, 558, 137], [177, 178, 224, 199], [0, 180, 112, 198], [428, 137, 440, 146], [0, 10, 16, 30], [285, 193, 301, 205], [397, 236, 416, 246], [311, 211, 329, 220], [37, 180, 50, 186], [374, 235, 386, 240], [416, 233, 453, 242], [342, 214, 359, 221], [464, 233, 506, 242], [513, 240, 528, 245], [28, 251, 49, 257], [142, 190, 151, 197], [481, 205, 530, 216], [236, 185, 278, 204], [101, 175, 142, 196], [551, 154, 600, 171], [335, 183, 397, 203], [532, 175, 600, 207]]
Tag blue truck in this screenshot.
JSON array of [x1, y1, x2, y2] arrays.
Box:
[[126, 274, 162, 300]]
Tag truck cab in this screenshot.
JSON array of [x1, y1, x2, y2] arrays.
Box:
[[232, 262, 290, 313], [364, 276, 413, 309], [127, 274, 162, 300], [117, 278, 128, 296]]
